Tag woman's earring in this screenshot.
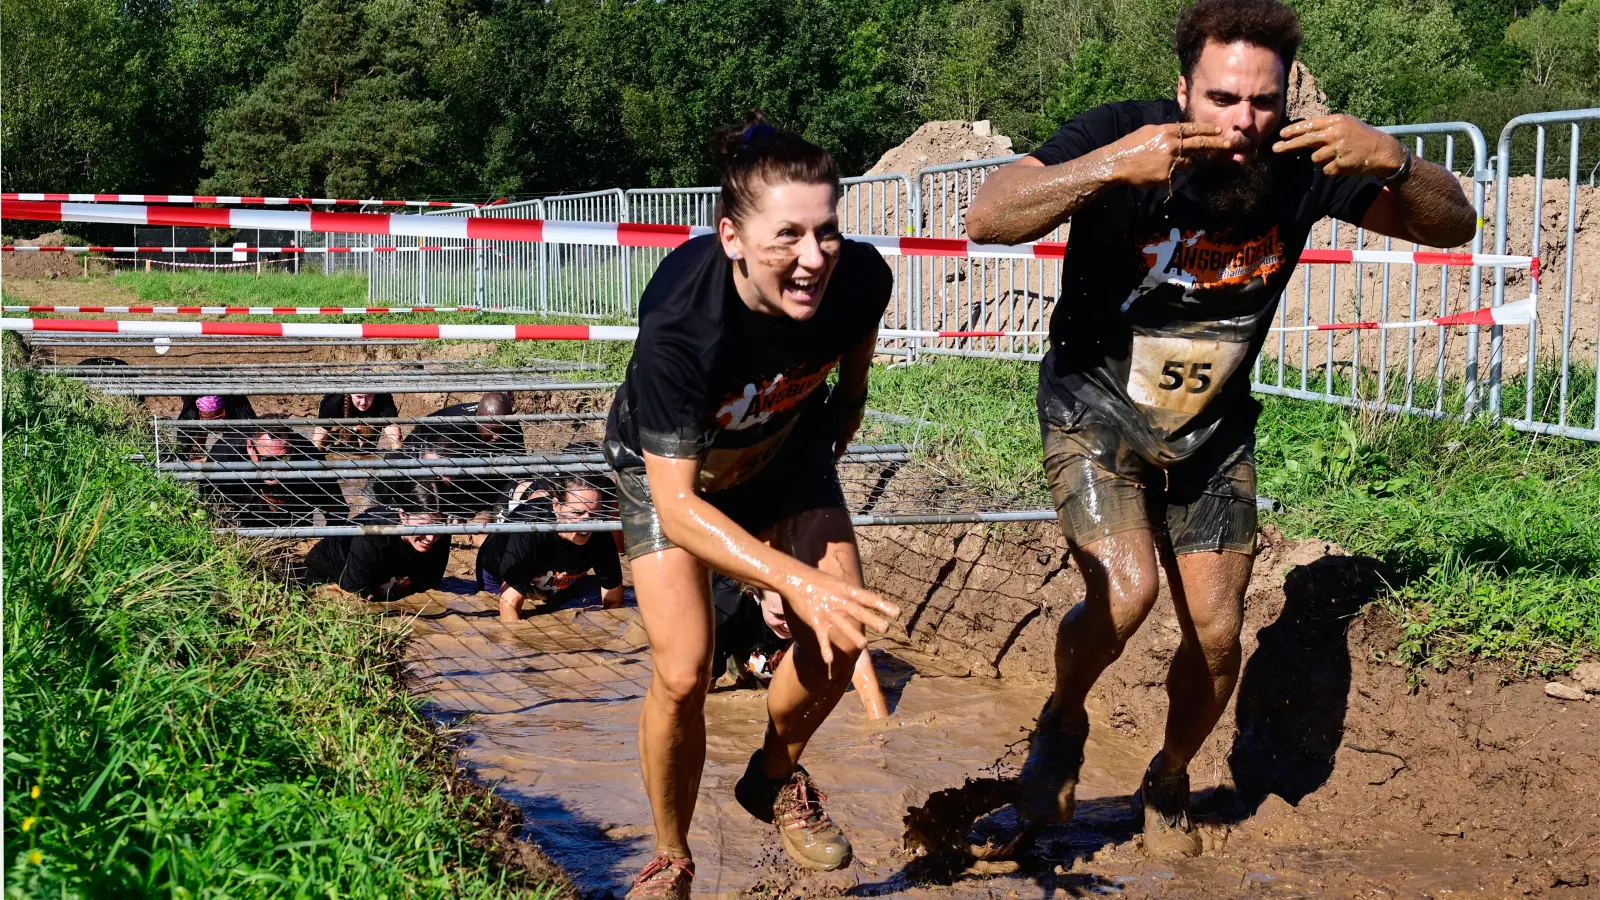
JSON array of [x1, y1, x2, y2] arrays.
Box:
[[729, 252, 740, 260]]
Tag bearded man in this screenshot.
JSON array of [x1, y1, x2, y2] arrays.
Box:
[[965, 0, 1475, 857]]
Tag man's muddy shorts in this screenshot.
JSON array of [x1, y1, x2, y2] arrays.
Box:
[[610, 423, 848, 560], [1039, 386, 1258, 556]]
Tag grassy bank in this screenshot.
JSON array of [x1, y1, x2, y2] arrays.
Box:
[[1, 370, 561, 897], [868, 357, 1600, 675]]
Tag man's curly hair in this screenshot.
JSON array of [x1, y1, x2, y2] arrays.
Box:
[[1175, 0, 1303, 78]]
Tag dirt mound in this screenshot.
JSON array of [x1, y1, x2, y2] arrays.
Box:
[[867, 120, 1016, 178], [857, 522, 1600, 892], [1286, 60, 1329, 121], [3, 231, 87, 279]]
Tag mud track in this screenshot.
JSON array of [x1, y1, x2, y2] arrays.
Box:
[[375, 524, 1598, 899]]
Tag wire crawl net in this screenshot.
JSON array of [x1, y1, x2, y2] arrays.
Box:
[[153, 404, 1053, 538]]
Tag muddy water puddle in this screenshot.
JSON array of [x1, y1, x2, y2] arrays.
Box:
[[382, 551, 1538, 899]]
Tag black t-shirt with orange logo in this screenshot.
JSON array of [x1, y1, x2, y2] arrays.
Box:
[[605, 233, 892, 492], [1031, 99, 1382, 465]]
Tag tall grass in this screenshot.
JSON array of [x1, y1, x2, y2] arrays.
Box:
[[865, 356, 1600, 674], [2, 370, 560, 897]]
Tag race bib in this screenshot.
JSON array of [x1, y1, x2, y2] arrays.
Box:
[[1126, 334, 1250, 426]]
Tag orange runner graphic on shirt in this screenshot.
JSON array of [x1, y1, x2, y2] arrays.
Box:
[[713, 362, 837, 432], [1124, 226, 1286, 309], [535, 570, 585, 593]]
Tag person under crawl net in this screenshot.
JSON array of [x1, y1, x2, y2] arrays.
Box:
[[176, 393, 257, 461], [475, 471, 625, 623], [311, 392, 401, 451], [302, 477, 451, 602], [202, 423, 346, 529]]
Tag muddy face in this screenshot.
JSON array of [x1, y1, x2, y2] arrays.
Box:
[[720, 181, 843, 321]]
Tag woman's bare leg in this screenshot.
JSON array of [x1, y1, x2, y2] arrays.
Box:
[[759, 507, 873, 776], [632, 548, 716, 858]]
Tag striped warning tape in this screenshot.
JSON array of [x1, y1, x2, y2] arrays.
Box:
[[2, 192, 484, 209], [0, 307, 1531, 339], [4, 305, 511, 314], [1266, 297, 1535, 330], [0, 200, 1538, 268], [3, 245, 485, 253]]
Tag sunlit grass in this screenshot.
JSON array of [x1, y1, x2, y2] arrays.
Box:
[[2, 369, 560, 897]]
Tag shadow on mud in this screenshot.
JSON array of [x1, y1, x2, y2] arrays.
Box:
[[881, 553, 1393, 893], [1220, 553, 1392, 813]]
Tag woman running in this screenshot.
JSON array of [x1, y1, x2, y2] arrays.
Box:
[[604, 113, 898, 898]]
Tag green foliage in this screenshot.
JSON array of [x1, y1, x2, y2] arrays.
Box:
[[2, 0, 1591, 199], [1292, 0, 1485, 124], [1, 371, 553, 897], [1506, 0, 1600, 90], [200, 0, 467, 198]]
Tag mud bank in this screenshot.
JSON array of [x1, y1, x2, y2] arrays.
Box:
[[385, 526, 1598, 899]]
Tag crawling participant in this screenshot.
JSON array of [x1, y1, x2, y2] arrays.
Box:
[[409, 392, 517, 456], [964, 0, 1475, 857], [302, 479, 450, 602], [604, 113, 900, 897], [476, 473, 625, 623], [312, 392, 401, 451], [204, 424, 344, 528], [711, 574, 888, 720], [177, 394, 257, 460]]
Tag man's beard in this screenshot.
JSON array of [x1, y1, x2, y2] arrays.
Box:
[[1180, 110, 1278, 227]]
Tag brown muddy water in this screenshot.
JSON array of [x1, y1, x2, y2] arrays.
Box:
[[375, 541, 1600, 899]]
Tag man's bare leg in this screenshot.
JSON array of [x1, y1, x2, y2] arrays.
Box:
[[1022, 529, 1163, 822], [1157, 549, 1251, 771], [1133, 547, 1251, 858]]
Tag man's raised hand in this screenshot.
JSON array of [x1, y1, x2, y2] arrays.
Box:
[[1109, 122, 1250, 188], [1273, 115, 1407, 178]]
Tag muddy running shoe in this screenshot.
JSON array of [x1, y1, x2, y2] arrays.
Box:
[[1017, 702, 1089, 824], [735, 749, 853, 871], [625, 854, 694, 899], [1132, 752, 1202, 859]]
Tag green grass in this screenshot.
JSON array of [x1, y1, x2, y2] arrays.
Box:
[[109, 270, 371, 307], [2, 368, 560, 897], [865, 355, 1600, 675]]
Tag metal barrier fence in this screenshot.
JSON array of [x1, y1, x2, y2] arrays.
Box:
[[1251, 122, 1496, 422], [1494, 109, 1600, 442]]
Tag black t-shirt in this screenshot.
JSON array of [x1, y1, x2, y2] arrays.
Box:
[[315, 393, 399, 449], [1030, 100, 1383, 464], [410, 401, 517, 456], [604, 234, 892, 492], [476, 500, 623, 596], [303, 506, 449, 598], [204, 431, 342, 527], [316, 393, 399, 419]]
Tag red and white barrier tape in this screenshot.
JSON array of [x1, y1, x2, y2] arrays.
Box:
[[0, 200, 1537, 269], [4, 245, 485, 254], [4, 305, 506, 314], [0, 320, 638, 340], [0, 307, 1531, 339], [3, 192, 483, 209], [1267, 297, 1535, 331]]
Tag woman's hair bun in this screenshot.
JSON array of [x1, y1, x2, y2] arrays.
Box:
[[710, 110, 838, 224]]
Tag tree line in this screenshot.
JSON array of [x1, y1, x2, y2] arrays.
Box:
[[3, 0, 1596, 203]]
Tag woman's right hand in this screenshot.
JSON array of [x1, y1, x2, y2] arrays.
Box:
[[776, 568, 900, 666]]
